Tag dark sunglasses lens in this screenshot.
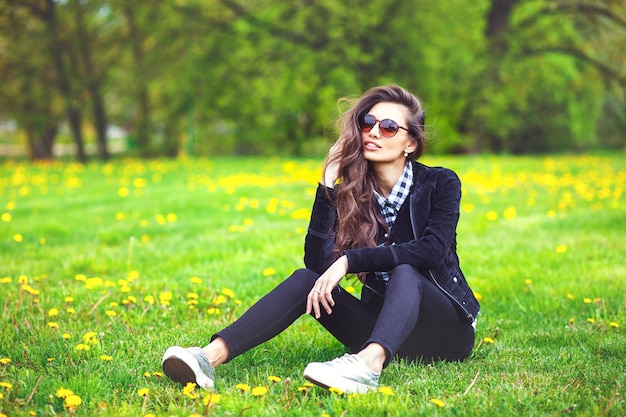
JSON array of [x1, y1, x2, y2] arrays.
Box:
[[359, 114, 376, 132], [380, 119, 399, 137]]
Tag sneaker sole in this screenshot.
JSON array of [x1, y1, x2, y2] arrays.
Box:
[[162, 346, 213, 389], [303, 364, 375, 394]]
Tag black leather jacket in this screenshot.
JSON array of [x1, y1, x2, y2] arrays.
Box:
[[304, 162, 480, 325]]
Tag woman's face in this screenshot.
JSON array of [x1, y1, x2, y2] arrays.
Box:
[[360, 102, 417, 166]]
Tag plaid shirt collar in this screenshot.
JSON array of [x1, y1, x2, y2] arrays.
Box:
[[374, 161, 413, 231]]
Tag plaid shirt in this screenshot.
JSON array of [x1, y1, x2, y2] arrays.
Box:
[[373, 162, 413, 281]]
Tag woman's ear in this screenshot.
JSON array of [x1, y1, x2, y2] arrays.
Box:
[[405, 139, 418, 154]]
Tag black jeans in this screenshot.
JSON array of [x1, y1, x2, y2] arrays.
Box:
[[211, 265, 475, 367]]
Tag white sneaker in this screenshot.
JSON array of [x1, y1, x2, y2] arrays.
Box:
[[303, 354, 380, 394], [162, 346, 215, 389]]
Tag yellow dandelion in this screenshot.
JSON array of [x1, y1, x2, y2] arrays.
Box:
[[100, 355, 113, 361], [503, 206, 517, 220], [485, 211, 498, 221], [64, 394, 82, 408], [430, 398, 445, 407], [297, 386, 308, 392], [0, 277, 12, 284], [13, 234, 23, 242], [75, 344, 90, 351], [609, 322, 619, 328], [268, 375, 282, 383], [22, 285, 40, 296], [144, 372, 151, 378], [83, 332, 98, 343], [221, 288, 235, 298], [118, 187, 129, 197], [379, 386, 394, 395], [587, 318, 595, 323], [0, 358, 10, 365], [583, 298, 592, 304], [115, 212, 125, 221], [207, 308, 220, 315], [48, 308, 60, 317], [555, 244, 567, 253], [328, 387, 343, 395], [202, 393, 221, 405], [152, 371, 163, 377], [62, 333, 71, 339], [106, 310, 117, 317], [166, 213, 177, 223], [137, 388, 150, 397], [1, 212, 10, 222], [483, 337, 495, 344], [75, 274, 87, 282], [567, 293, 574, 300], [47, 358, 54, 363], [144, 295, 155, 304], [262, 268, 276, 277], [190, 276, 202, 284], [291, 208, 310, 220], [183, 382, 197, 396], [213, 295, 227, 305], [251, 386, 268, 396], [462, 203, 474, 213], [48, 322, 59, 329], [568, 318, 575, 324], [524, 279, 532, 286], [159, 291, 173, 305], [55, 388, 74, 398], [235, 383, 250, 392], [473, 291, 483, 301], [64, 296, 74, 303]]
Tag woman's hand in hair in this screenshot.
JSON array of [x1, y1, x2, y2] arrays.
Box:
[[306, 255, 348, 319], [323, 136, 344, 188]]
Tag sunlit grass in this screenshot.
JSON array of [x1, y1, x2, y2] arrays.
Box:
[[1, 153, 625, 416]]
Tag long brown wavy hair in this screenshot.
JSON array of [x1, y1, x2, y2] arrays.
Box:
[[324, 85, 426, 275]]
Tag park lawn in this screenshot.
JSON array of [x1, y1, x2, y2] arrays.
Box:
[[0, 153, 625, 417]]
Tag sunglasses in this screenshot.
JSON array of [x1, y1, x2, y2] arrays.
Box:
[[358, 113, 409, 138]]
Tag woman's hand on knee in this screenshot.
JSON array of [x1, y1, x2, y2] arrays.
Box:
[[306, 255, 348, 319]]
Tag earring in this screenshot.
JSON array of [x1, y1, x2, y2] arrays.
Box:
[[403, 151, 409, 157]]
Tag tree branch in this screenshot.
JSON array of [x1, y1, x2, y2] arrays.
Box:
[[516, 2, 626, 31], [521, 45, 626, 84]]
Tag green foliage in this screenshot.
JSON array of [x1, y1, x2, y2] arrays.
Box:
[[1, 1, 625, 158], [1, 154, 625, 416]]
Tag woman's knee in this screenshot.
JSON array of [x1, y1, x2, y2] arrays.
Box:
[[388, 264, 426, 285], [285, 268, 320, 289]]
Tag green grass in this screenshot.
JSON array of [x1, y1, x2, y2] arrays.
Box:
[[1, 153, 625, 416]]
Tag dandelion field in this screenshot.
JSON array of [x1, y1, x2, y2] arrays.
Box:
[[1, 153, 625, 417]]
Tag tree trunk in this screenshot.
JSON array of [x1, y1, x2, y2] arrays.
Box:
[[123, 5, 151, 156], [42, 0, 87, 163], [73, 0, 109, 160]]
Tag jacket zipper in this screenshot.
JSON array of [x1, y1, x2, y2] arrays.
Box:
[[428, 270, 475, 323]]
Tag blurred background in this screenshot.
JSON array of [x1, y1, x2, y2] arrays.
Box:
[[0, 0, 624, 161]]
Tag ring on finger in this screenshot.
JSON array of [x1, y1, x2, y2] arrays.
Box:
[[314, 290, 321, 294]]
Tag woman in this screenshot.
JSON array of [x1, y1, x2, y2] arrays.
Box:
[[162, 84, 480, 394]]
